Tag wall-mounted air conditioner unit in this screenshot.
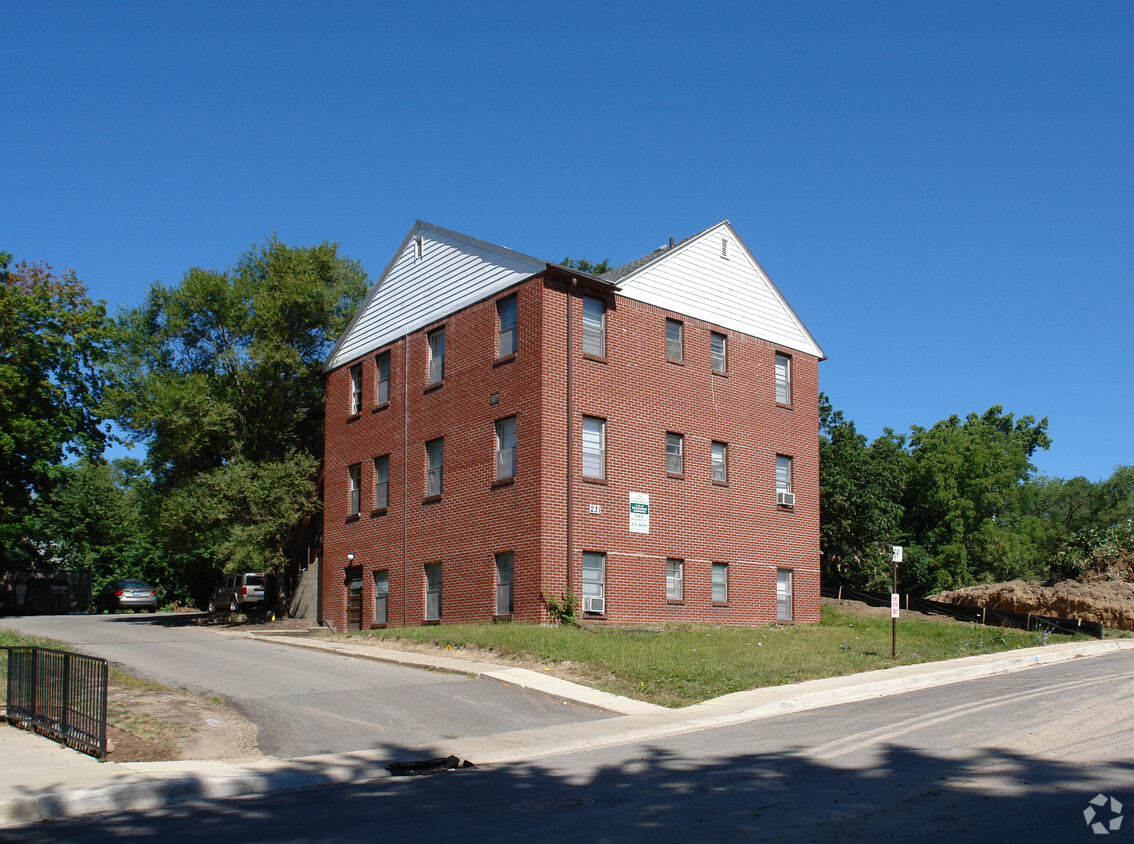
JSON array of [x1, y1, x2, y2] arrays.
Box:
[[582, 596, 605, 614], [777, 491, 795, 507]]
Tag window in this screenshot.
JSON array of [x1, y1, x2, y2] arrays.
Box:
[[497, 294, 517, 358], [712, 562, 728, 603], [775, 352, 791, 405], [582, 295, 606, 357], [777, 569, 793, 621], [427, 327, 445, 384], [666, 432, 684, 475], [777, 455, 793, 495], [373, 570, 388, 624], [710, 332, 727, 374], [582, 551, 605, 612], [426, 438, 443, 497], [495, 552, 514, 615], [375, 350, 391, 406], [374, 455, 389, 510], [350, 365, 362, 414], [582, 416, 606, 480], [711, 441, 728, 484], [495, 416, 517, 481], [665, 318, 683, 362], [666, 558, 683, 601], [348, 463, 361, 516], [424, 563, 442, 620]]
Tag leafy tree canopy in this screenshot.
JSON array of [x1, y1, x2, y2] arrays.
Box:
[[0, 253, 112, 564], [560, 257, 612, 275]]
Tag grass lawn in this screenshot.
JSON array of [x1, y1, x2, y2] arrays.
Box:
[[345, 604, 1086, 708]]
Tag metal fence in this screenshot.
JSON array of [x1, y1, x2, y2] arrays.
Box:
[[5, 647, 108, 759]]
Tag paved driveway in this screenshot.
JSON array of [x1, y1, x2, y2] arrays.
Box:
[[0, 613, 605, 758]]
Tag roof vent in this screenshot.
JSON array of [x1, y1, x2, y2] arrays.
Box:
[[669, 237, 675, 249], [721, 237, 729, 259]]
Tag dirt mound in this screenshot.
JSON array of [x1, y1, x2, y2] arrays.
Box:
[[932, 579, 1134, 631]]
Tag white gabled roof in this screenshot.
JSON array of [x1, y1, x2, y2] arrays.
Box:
[[324, 221, 548, 371], [610, 221, 825, 360]]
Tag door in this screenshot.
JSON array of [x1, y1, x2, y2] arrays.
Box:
[[346, 566, 363, 631]]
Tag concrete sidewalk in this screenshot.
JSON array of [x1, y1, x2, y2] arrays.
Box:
[[3, 635, 1131, 829]]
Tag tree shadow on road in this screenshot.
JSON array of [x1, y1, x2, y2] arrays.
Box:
[[6, 737, 1130, 842]]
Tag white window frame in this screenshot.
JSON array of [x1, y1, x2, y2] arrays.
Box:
[[348, 463, 361, 516], [375, 350, 391, 406], [710, 332, 727, 374], [350, 364, 362, 414], [582, 551, 605, 609], [666, 432, 684, 475], [497, 294, 518, 358], [495, 416, 517, 481], [424, 562, 442, 620], [777, 454, 793, 495], [777, 568, 793, 621], [373, 569, 388, 624], [666, 558, 683, 601], [712, 562, 728, 603], [427, 327, 445, 384], [711, 441, 728, 484], [495, 551, 514, 616], [582, 416, 606, 480], [665, 318, 683, 362], [582, 295, 606, 357], [374, 454, 389, 510], [775, 352, 791, 405], [426, 438, 443, 497]]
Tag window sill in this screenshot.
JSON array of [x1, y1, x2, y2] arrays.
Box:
[[666, 357, 684, 366], [492, 477, 515, 489], [583, 353, 607, 364], [712, 369, 728, 378], [712, 602, 729, 608], [347, 413, 361, 423], [493, 354, 517, 368], [422, 618, 441, 625], [776, 402, 792, 410], [345, 514, 360, 523], [373, 402, 390, 414], [422, 494, 443, 505], [582, 476, 608, 485], [370, 507, 388, 518], [368, 623, 388, 629], [712, 479, 729, 487], [424, 381, 443, 394], [777, 505, 795, 511], [666, 472, 685, 481], [666, 599, 685, 606]]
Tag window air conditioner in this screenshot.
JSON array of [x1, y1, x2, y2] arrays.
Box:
[[777, 491, 795, 507], [582, 596, 605, 614]]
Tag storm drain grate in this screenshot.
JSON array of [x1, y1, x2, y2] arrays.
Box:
[[512, 797, 595, 812], [386, 755, 474, 776]]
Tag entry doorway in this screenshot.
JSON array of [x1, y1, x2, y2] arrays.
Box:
[[346, 566, 363, 631]]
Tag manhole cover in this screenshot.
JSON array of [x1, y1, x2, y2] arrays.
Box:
[[512, 797, 595, 812]]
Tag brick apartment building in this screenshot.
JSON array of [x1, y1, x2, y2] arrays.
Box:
[[320, 221, 825, 630]]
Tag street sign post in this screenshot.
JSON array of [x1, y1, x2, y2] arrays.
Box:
[[891, 545, 903, 658]]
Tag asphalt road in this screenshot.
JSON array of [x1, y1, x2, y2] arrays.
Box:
[[6, 641, 1133, 842], [0, 613, 605, 758]]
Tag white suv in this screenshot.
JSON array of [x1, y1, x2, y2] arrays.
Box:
[[208, 573, 267, 613]]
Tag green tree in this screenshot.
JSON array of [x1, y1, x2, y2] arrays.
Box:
[[560, 257, 612, 275], [0, 254, 112, 566], [818, 395, 906, 590], [109, 236, 368, 601], [902, 406, 1051, 590]]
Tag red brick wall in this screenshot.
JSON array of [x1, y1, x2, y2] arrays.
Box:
[[322, 273, 820, 629]]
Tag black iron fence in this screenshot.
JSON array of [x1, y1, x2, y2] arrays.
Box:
[[822, 585, 1104, 639], [4, 647, 108, 759]]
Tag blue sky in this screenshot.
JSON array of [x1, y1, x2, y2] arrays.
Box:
[[3, 1, 1131, 482]]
